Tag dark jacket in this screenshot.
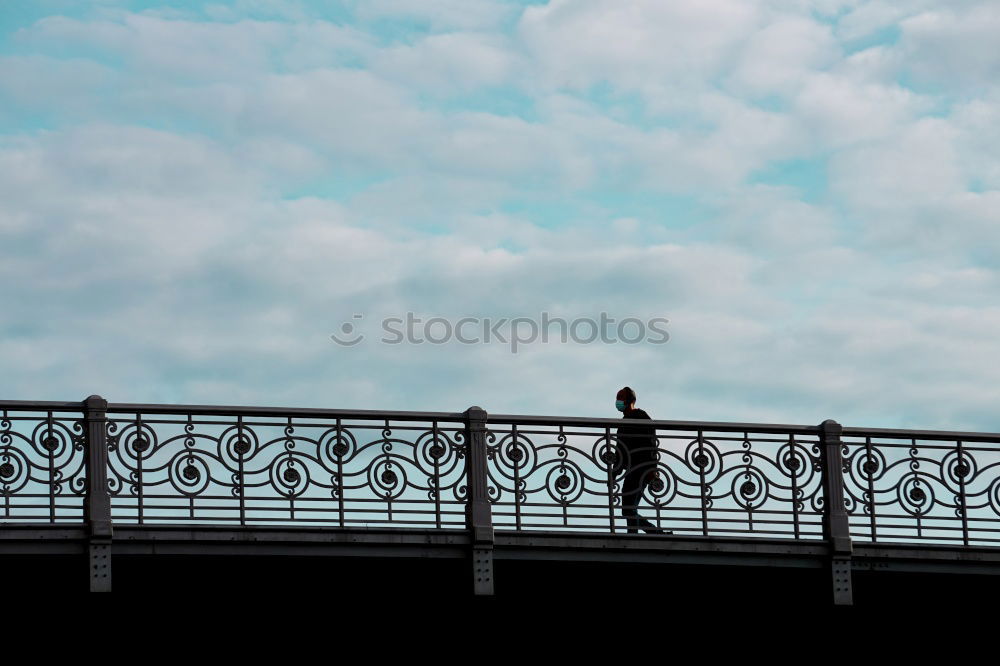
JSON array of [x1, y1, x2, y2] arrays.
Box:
[[616, 408, 657, 465]]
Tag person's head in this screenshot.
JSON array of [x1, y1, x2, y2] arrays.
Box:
[[615, 386, 637, 412]]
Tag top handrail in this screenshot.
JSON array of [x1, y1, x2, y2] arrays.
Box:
[[487, 413, 820, 434], [0, 400, 89, 413], [1, 398, 999, 441], [841, 425, 1000, 442], [106, 402, 467, 422]]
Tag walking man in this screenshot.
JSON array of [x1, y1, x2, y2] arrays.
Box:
[[615, 386, 670, 535]]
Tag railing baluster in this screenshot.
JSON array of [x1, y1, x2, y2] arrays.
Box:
[[790, 433, 800, 539], [606, 426, 616, 534], [238, 415, 246, 527], [136, 412, 144, 525], [335, 417, 345, 528], [432, 420, 442, 529], [46, 411, 55, 523], [909, 437, 921, 540], [742, 431, 753, 534], [697, 429, 708, 537], [186, 413, 195, 520], [956, 439, 969, 546], [286, 416, 295, 523], [1, 408, 9, 520], [512, 423, 521, 531], [558, 424, 567, 528], [384, 419, 393, 524], [864, 435, 876, 541]]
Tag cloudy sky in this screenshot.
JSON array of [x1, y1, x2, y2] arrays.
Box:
[[1, 0, 998, 431]]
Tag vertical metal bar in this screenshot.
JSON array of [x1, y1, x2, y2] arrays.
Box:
[[956, 439, 969, 546], [464, 406, 493, 596], [386, 474, 393, 523], [908, 437, 921, 539], [136, 412, 144, 525], [238, 415, 246, 527], [910, 437, 930, 539], [287, 416, 295, 523], [562, 482, 569, 527], [652, 427, 664, 532], [187, 413, 195, 520], [864, 435, 876, 542], [512, 423, 521, 531], [606, 426, 616, 533], [384, 419, 393, 525], [1, 408, 9, 520], [743, 431, 753, 534], [46, 411, 55, 523], [819, 419, 853, 606], [83, 395, 112, 593], [336, 417, 345, 528], [559, 424, 567, 528], [790, 433, 800, 539], [697, 430, 708, 537], [559, 434, 569, 528], [433, 420, 441, 530]]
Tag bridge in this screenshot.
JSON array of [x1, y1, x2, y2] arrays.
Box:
[[3, 396, 1000, 605]]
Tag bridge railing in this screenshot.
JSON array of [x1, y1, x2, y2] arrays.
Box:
[[103, 403, 470, 529], [841, 426, 1000, 547], [485, 414, 825, 539], [3, 397, 1000, 548], [0, 401, 87, 524]]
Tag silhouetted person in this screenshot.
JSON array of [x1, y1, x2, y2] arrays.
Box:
[[615, 386, 671, 535]]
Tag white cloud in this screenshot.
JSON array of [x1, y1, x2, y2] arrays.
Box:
[[899, 6, 1000, 90], [370, 32, 521, 93], [2, 2, 1000, 432], [728, 17, 839, 96], [835, 1, 910, 42], [793, 73, 925, 148], [0, 55, 114, 107], [518, 0, 761, 91], [22, 14, 373, 81], [715, 187, 840, 252], [830, 117, 964, 207], [354, 0, 516, 31]]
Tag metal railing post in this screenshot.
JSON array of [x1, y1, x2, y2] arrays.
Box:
[[819, 419, 852, 605], [83, 395, 112, 592], [463, 406, 494, 596]]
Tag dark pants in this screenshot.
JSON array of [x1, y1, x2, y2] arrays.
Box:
[[620, 456, 662, 534]]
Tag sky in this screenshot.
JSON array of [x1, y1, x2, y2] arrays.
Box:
[[1, 0, 998, 432]]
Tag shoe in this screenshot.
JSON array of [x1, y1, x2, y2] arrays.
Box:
[[641, 523, 672, 535]]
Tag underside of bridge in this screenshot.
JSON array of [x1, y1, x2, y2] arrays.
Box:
[[4, 526, 999, 606]]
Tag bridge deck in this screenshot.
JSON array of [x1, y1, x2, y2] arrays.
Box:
[[3, 524, 1000, 604]]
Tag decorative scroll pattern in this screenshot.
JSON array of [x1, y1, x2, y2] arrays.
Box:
[[485, 424, 825, 538], [106, 413, 468, 528], [0, 409, 86, 523], [842, 435, 1000, 546]]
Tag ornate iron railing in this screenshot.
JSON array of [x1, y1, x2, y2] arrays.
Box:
[[0, 402, 87, 523], [485, 415, 825, 539], [104, 404, 470, 529], [841, 426, 1000, 546], [2, 397, 1000, 548]]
